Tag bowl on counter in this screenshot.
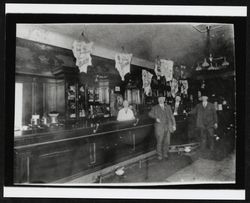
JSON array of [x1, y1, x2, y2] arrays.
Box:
[[48, 113, 59, 124]]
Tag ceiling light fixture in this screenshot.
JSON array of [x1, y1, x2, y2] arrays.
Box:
[[193, 25, 230, 71], [202, 58, 209, 67], [222, 57, 229, 66], [196, 63, 202, 71]]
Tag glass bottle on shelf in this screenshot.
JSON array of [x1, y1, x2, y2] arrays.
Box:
[[88, 88, 94, 103], [78, 85, 86, 118], [66, 81, 78, 119]]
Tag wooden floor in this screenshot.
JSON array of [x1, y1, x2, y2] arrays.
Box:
[[101, 150, 235, 184], [166, 152, 235, 183], [102, 153, 192, 183]]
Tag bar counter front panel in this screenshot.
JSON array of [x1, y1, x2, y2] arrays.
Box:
[[14, 116, 188, 183]]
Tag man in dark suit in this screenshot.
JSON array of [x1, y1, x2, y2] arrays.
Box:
[[149, 95, 176, 160], [172, 95, 185, 115], [191, 90, 218, 152]]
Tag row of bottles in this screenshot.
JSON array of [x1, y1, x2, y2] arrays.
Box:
[[66, 79, 111, 120]]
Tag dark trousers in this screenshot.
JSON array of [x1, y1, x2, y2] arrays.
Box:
[[199, 127, 215, 151], [155, 126, 170, 157]]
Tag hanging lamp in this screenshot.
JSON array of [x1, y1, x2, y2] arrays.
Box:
[[196, 63, 202, 71], [222, 57, 229, 66], [202, 58, 209, 67]]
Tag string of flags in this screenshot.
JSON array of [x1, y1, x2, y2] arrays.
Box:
[[72, 40, 93, 73], [71, 39, 188, 97], [115, 53, 133, 81]]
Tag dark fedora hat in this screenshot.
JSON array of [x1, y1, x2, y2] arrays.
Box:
[[200, 88, 209, 97], [157, 92, 165, 98]]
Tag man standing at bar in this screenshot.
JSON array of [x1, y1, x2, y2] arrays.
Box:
[[149, 95, 176, 160], [191, 90, 218, 153]]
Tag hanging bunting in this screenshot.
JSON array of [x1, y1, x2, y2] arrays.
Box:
[[142, 69, 153, 96], [115, 53, 133, 81], [160, 59, 174, 82], [72, 40, 93, 73], [170, 78, 179, 98], [154, 58, 174, 81], [180, 80, 189, 95]]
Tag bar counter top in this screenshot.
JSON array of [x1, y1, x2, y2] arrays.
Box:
[[14, 114, 188, 148]]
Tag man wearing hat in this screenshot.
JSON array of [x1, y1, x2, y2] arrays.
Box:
[[191, 89, 218, 152], [149, 94, 176, 160], [172, 94, 185, 115]]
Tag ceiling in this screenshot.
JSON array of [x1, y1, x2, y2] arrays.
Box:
[[40, 23, 235, 67]]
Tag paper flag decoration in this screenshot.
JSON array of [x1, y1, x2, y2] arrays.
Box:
[[72, 40, 93, 73], [115, 53, 133, 81], [142, 69, 153, 96]]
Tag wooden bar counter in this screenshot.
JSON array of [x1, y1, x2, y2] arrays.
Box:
[[14, 115, 188, 184]]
